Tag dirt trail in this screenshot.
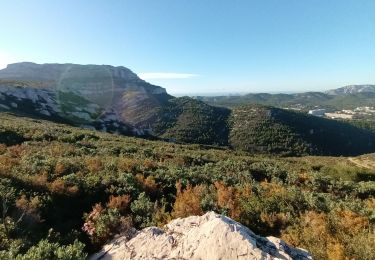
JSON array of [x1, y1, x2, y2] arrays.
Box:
[[348, 157, 375, 169]]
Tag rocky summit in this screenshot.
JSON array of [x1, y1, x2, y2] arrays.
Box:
[[90, 212, 312, 260], [0, 62, 171, 132]]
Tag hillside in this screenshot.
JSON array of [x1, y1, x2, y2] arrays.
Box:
[[229, 105, 375, 156], [0, 62, 172, 129], [1, 63, 375, 157], [0, 112, 374, 259], [151, 97, 230, 145]]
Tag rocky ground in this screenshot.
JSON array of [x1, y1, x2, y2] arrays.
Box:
[[90, 212, 311, 260]]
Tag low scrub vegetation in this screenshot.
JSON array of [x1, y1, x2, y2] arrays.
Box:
[[0, 113, 374, 259]]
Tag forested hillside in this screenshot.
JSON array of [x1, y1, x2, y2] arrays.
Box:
[[152, 97, 230, 145], [229, 105, 375, 156], [0, 112, 374, 259]]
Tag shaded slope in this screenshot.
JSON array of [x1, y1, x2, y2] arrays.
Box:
[[229, 105, 375, 156], [152, 97, 231, 145]]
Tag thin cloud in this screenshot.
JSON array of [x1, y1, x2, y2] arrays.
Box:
[[138, 72, 199, 80]]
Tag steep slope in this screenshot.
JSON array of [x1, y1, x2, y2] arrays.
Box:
[[0, 83, 134, 135], [0, 112, 374, 259], [229, 105, 375, 156], [152, 97, 231, 145], [0, 62, 172, 129], [91, 212, 311, 260]]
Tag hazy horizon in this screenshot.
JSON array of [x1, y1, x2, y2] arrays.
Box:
[[1, 1, 375, 94]]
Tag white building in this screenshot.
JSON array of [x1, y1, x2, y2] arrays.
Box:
[[308, 109, 326, 117]]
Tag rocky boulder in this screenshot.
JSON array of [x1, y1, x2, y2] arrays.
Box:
[[90, 212, 311, 260]]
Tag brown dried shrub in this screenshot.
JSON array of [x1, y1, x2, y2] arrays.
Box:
[[172, 181, 204, 218], [107, 195, 131, 214], [0, 144, 6, 154], [214, 182, 252, 220], [85, 157, 103, 173], [7, 145, 25, 158], [118, 157, 138, 172], [136, 174, 158, 194]]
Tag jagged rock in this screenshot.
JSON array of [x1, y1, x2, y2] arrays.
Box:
[[90, 212, 312, 260]]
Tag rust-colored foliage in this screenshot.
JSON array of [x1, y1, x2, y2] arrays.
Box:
[[30, 172, 47, 186], [214, 181, 241, 219], [117, 157, 138, 172], [172, 181, 204, 218], [7, 145, 25, 158], [296, 169, 310, 185], [327, 239, 345, 260], [366, 198, 375, 209], [16, 195, 42, 223], [85, 157, 103, 173], [0, 144, 6, 154], [107, 195, 131, 214], [142, 159, 157, 170], [48, 142, 76, 157], [260, 181, 286, 196], [281, 211, 348, 260], [335, 210, 369, 234], [214, 182, 252, 220], [49, 179, 66, 194], [49, 178, 79, 196], [54, 161, 67, 176], [136, 174, 158, 194], [0, 155, 19, 174]]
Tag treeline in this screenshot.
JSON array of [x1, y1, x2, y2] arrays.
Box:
[[198, 91, 375, 110]]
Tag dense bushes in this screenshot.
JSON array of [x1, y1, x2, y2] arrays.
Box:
[[152, 97, 231, 145], [0, 113, 374, 259], [229, 105, 375, 156]]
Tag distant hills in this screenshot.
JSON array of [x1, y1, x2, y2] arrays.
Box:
[[326, 84, 375, 95], [198, 87, 375, 110], [229, 105, 375, 156], [1, 62, 375, 156]]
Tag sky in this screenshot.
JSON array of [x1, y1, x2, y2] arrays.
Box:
[[0, 0, 375, 95]]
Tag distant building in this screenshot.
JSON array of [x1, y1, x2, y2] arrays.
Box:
[[325, 113, 353, 120], [355, 106, 375, 113], [308, 109, 326, 117]]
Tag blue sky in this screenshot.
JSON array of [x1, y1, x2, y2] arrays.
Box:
[[1, 0, 374, 94]]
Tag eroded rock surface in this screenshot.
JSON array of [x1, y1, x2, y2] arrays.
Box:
[[90, 212, 311, 260]]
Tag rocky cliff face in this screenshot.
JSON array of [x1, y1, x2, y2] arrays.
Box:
[[0, 62, 171, 131], [90, 212, 311, 260]]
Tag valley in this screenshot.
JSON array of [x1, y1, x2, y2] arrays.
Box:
[[0, 63, 374, 259], [1, 63, 375, 157]]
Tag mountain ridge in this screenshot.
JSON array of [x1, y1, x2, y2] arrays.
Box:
[[0, 62, 172, 132], [326, 84, 375, 95], [1, 62, 375, 156]]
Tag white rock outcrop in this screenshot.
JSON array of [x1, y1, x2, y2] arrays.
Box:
[[90, 212, 311, 260]]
